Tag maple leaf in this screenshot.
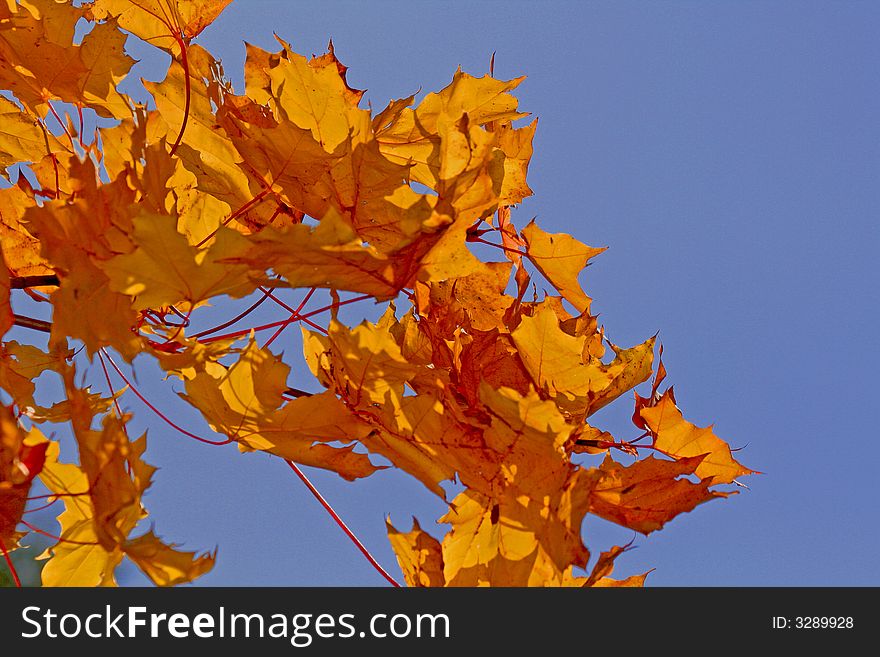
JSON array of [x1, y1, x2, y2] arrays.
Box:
[[85, 0, 232, 54], [376, 70, 528, 190], [29, 363, 215, 586], [0, 96, 61, 176], [0, 4, 752, 589], [221, 210, 405, 299], [0, 186, 52, 279], [588, 454, 725, 534], [640, 390, 754, 485], [0, 405, 48, 550], [144, 46, 265, 226], [439, 472, 593, 587], [30, 430, 123, 586], [100, 212, 256, 310], [0, 1, 87, 115], [0, 341, 67, 412], [521, 220, 606, 314], [386, 517, 445, 587], [182, 337, 380, 481], [124, 530, 215, 586], [512, 301, 655, 418], [0, 1, 136, 119]]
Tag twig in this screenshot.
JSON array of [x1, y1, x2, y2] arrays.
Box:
[[285, 460, 401, 587], [9, 275, 60, 289], [12, 315, 52, 333]]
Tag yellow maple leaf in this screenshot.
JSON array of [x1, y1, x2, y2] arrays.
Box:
[[144, 46, 260, 224], [386, 517, 445, 587], [182, 338, 379, 481], [522, 220, 606, 314], [640, 390, 754, 484], [0, 186, 52, 279], [28, 366, 215, 586], [512, 301, 655, 418], [0, 96, 55, 173], [100, 212, 256, 310], [376, 70, 527, 190], [0, 341, 67, 411], [222, 210, 405, 299], [86, 0, 232, 53], [124, 530, 215, 586]]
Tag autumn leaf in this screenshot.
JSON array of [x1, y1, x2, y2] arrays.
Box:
[[0, 341, 67, 411], [28, 429, 119, 587], [100, 212, 256, 310], [521, 220, 606, 314], [123, 530, 215, 586], [386, 517, 445, 587], [0, 1, 88, 115], [144, 47, 262, 225], [376, 70, 528, 190], [0, 3, 752, 589], [640, 390, 754, 485], [0, 185, 53, 279], [0, 405, 48, 550], [512, 301, 655, 418], [220, 210, 405, 299], [0, 96, 54, 174], [182, 337, 380, 481], [85, 0, 233, 53], [588, 454, 724, 534], [28, 365, 216, 586]]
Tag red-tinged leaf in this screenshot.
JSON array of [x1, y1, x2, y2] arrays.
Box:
[[589, 454, 726, 534]]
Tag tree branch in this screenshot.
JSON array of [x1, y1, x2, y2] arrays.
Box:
[[10, 275, 60, 289], [12, 314, 52, 333]]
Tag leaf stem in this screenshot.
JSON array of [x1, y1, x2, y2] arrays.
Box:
[[168, 36, 190, 157], [200, 294, 369, 344], [0, 537, 21, 587], [97, 349, 131, 441], [284, 460, 400, 587], [17, 518, 98, 546], [101, 349, 234, 446], [191, 285, 275, 339]]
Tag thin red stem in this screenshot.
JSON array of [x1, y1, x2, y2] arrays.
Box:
[[285, 460, 400, 587], [97, 350, 130, 441], [262, 287, 324, 347], [17, 518, 98, 546], [262, 315, 295, 348], [101, 350, 234, 446], [191, 286, 275, 339], [24, 498, 61, 514], [47, 102, 75, 151], [471, 236, 528, 257], [165, 305, 193, 344], [0, 537, 21, 588], [200, 294, 369, 344], [26, 491, 89, 502], [77, 104, 86, 150], [262, 286, 315, 316], [194, 189, 271, 248], [168, 36, 190, 157]]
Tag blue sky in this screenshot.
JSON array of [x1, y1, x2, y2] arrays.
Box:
[[10, 0, 879, 587]]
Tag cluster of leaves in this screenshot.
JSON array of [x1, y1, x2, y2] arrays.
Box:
[[0, 0, 752, 587]]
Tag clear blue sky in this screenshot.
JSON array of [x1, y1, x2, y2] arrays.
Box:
[[15, 0, 878, 587]]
